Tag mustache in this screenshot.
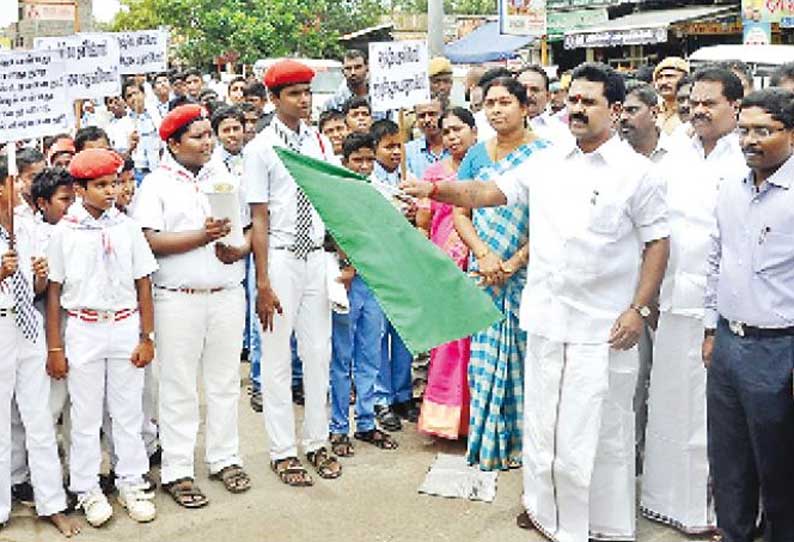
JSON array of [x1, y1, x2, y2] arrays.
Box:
[[692, 113, 711, 123], [570, 113, 589, 125]]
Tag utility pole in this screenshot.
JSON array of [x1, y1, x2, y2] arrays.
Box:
[[427, 0, 444, 57]]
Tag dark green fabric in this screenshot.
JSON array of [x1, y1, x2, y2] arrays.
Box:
[[275, 147, 503, 354]]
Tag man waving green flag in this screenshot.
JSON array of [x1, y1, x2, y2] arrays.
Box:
[[274, 147, 502, 354]]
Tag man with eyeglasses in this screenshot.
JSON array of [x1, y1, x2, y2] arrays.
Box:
[[637, 67, 747, 535], [703, 87, 794, 542]]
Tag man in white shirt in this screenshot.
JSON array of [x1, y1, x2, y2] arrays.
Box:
[[244, 59, 342, 487], [517, 64, 573, 145], [133, 104, 252, 507], [402, 63, 670, 542]]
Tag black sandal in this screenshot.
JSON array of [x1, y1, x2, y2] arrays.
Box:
[[163, 477, 209, 508], [211, 464, 252, 493], [354, 428, 399, 450], [329, 433, 355, 457], [306, 447, 342, 479], [271, 457, 314, 487]]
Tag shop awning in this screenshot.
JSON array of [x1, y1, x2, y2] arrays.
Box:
[[444, 21, 535, 64], [563, 5, 737, 50]]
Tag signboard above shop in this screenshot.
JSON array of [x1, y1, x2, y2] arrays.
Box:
[[564, 26, 667, 49], [548, 9, 608, 40]]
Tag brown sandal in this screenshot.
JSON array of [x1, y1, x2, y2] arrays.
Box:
[[271, 457, 314, 487], [306, 447, 342, 479], [329, 433, 355, 457], [211, 464, 251, 493], [354, 428, 399, 450], [163, 477, 209, 508]]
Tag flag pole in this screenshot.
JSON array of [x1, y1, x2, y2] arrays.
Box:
[[5, 143, 16, 249], [399, 108, 407, 182]]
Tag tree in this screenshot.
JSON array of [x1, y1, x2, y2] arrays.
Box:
[[113, 0, 381, 66]]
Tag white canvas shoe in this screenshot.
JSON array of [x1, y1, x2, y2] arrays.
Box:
[[77, 490, 113, 527], [117, 484, 156, 523]]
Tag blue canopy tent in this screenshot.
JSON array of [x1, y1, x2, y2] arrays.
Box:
[[444, 22, 535, 64]]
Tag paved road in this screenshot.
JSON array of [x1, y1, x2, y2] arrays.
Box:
[[4, 377, 693, 542]]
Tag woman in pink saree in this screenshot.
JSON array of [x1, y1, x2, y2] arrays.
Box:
[[416, 107, 477, 439]]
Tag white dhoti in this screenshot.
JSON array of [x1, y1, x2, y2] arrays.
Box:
[[259, 249, 331, 460], [0, 318, 67, 521], [640, 311, 714, 533], [66, 314, 149, 494], [155, 287, 245, 485], [522, 335, 638, 542]]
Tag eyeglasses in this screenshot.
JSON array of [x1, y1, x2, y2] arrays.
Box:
[[737, 126, 787, 138]]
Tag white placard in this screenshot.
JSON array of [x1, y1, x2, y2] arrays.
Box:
[[368, 40, 430, 112], [203, 185, 245, 248], [115, 30, 168, 75], [34, 34, 121, 100], [0, 50, 69, 143]]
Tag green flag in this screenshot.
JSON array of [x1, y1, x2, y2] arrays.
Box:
[[274, 147, 503, 355]]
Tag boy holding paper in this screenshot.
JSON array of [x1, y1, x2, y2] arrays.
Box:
[[133, 104, 252, 508]]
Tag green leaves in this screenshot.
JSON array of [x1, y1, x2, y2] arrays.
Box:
[[113, 0, 381, 66]]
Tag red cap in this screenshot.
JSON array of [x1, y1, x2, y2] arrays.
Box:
[[68, 149, 124, 180], [159, 104, 207, 141], [47, 138, 75, 161], [264, 59, 315, 90]]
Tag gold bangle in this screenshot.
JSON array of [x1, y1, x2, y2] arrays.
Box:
[[48, 347, 64, 353], [475, 248, 489, 259]]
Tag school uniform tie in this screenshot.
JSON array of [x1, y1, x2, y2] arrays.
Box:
[[0, 228, 40, 342], [276, 122, 313, 260]]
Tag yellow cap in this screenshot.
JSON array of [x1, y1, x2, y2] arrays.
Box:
[[429, 57, 453, 78]]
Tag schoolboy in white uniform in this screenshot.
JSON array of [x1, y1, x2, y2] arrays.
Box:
[[0, 157, 78, 537], [133, 104, 251, 508], [47, 148, 158, 527], [244, 59, 342, 486]]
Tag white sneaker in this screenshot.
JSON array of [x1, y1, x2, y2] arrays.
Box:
[[117, 484, 156, 523], [77, 490, 113, 527]]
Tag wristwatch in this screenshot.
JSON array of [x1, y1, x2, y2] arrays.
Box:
[[630, 304, 651, 319], [140, 331, 155, 342]]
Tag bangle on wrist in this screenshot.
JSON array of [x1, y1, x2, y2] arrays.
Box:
[[475, 248, 489, 259], [428, 182, 439, 199], [48, 347, 64, 353]]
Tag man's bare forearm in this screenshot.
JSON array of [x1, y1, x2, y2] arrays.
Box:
[[633, 238, 670, 308], [433, 180, 507, 209], [250, 203, 270, 289]]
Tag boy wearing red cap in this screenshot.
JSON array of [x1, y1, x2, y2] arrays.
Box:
[[133, 104, 252, 507], [47, 149, 159, 527], [245, 59, 343, 485], [0, 157, 79, 537]]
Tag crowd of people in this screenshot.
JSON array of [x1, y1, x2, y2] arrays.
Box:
[[1, 46, 794, 542]]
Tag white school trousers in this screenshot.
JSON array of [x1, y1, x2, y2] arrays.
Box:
[[640, 311, 714, 533], [259, 249, 331, 460], [522, 335, 638, 542], [0, 318, 66, 521], [155, 286, 244, 485], [66, 313, 148, 494]]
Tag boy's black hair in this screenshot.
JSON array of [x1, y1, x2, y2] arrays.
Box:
[[31, 167, 74, 206], [16, 148, 45, 174], [75, 126, 110, 152], [122, 157, 135, 173], [0, 155, 7, 180], [319, 109, 346, 132], [42, 134, 71, 155], [211, 105, 245, 134], [343, 96, 371, 115], [370, 119, 399, 146], [342, 132, 375, 162], [243, 82, 268, 99]]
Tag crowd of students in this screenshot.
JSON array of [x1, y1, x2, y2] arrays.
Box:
[[1, 49, 794, 542]]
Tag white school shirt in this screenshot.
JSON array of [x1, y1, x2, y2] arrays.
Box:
[[655, 141, 720, 318], [0, 215, 37, 310], [48, 204, 158, 312], [33, 221, 55, 316], [243, 117, 340, 249], [106, 114, 136, 157], [495, 135, 670, 344], [132, 151, 249, 290]]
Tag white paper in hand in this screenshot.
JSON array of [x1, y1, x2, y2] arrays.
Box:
[[203, 181, 244, 247]]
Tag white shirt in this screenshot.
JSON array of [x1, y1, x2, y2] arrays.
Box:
[[689, 131, 748, 185], [0, 216, 37, 310], [496, 135, 670, 343], [106, 114, 136, 157], [133, 152, 249, 290], [529, 111, 573, 146], [243, 117, 339, 249], [656, 141, 720, 318], [48, 204, 158, 312]]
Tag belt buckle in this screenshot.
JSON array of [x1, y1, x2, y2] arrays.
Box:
[[97, 311, 113, 323], [729, 320, 745, 337]]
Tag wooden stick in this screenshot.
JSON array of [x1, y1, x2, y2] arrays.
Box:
[[5, 142, 16, 249], [399, 108, 407, 182]]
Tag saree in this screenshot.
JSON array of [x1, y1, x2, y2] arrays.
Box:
[[462, 139, 549, 471], [417, 161, 471, 439]]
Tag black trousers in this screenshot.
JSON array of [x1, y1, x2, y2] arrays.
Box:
[[707, 320, 794, 542]]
